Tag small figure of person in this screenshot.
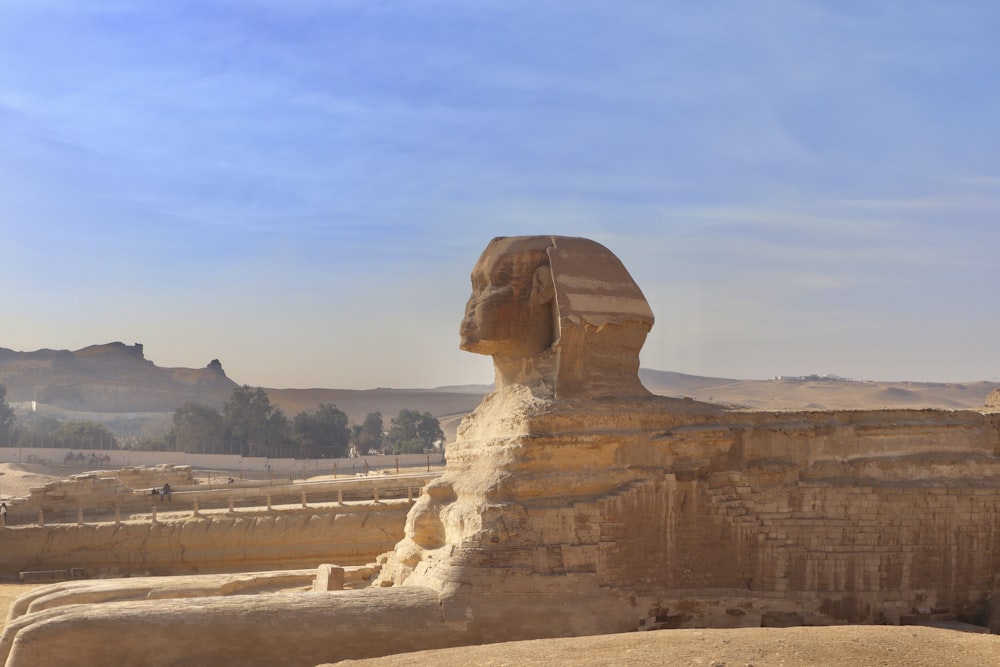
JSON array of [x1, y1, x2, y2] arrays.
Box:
[[1, 502, 7, 528], [161, 483, 172, 502]]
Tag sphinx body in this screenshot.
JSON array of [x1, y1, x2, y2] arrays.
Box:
[[5, 236, 1000, 666]]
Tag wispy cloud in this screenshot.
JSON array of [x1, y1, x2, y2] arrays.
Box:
[[837, 195, 1000, 212]]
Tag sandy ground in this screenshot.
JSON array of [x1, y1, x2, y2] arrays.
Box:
[[327, 625, 1000, 667], [0, 462, 60, 501], [0, 584, 40, 630]]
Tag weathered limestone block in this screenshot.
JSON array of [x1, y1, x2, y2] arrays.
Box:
[[4, 588, 457, 667], [8, 571, 315, 621], [314, 564, 345, 591]]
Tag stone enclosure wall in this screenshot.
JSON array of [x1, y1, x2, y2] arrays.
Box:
[[0, 502, 408, 579], [0, 466, 435, 580], [531, 407, 1000, 628], [5, 467, 435, 524]]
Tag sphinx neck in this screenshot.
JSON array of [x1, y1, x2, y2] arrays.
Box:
[[492, 351, 557, 400]]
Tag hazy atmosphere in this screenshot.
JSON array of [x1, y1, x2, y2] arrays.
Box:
[[2, 1, 998, 389]]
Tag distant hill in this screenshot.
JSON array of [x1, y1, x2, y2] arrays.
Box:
[[0, 342, 237, 413], [1, 343, 996, 440], [0, 342, 493, 440], [638, 369, 999, 411]]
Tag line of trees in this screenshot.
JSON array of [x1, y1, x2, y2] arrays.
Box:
[[0, 383, 444, 459], [148, 385, 443, 458]]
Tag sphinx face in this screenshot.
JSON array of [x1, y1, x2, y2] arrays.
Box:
[[459, 238, 554, 358]]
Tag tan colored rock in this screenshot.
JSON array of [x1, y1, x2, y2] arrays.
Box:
[[3, 588, 452, 667], [313, 564, 345, 591], [3, 464, 193, 524]]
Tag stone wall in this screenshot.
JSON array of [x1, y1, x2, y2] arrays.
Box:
[[558, 407, 1000, 627], [112, 465, 194, 490], [0, 447, 443, 475], [4, 467, 435, 524], [595, 472, 1000, 628], [0, 503, 408, 578]]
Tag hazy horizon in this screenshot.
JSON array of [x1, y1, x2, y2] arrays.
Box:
[[3, 2, 999, 389], [0, 342, 995, 392]]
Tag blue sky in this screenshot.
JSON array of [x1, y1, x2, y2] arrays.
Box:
[[2, 1, 998, 388]]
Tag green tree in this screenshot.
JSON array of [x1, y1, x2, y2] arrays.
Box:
[[0, 385, 14, 438], [13, 413, 59, 447], [293, 403, 351, 458], [224, 386, 291, 457], [172, 402, 225, 454], [18, 413, 60, 435], [385, 409, 443, 454], [50, 421, 119, 450], [416, 412, 444, 448], [354, 411, 384, 454]]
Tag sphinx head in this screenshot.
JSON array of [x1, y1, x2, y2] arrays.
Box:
[[459, 237, 556, 359], [460, 236, 654, 399]]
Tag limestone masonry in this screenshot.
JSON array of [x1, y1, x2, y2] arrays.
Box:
[[0, 467, 427, 579], [3, 235, 1000, 667]]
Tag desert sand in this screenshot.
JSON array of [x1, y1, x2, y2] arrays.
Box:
[[0, 463, 59, 501], [0, 585, 38, 628], [325, 625, 1000, 667]]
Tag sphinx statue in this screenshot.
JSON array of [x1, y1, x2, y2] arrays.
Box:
[[379, 236, 708, 567], [5, 236, 1000, 666], [375, 235, 721, 627]]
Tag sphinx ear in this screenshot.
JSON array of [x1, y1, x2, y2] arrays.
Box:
[[531, 264, 555, 306]]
